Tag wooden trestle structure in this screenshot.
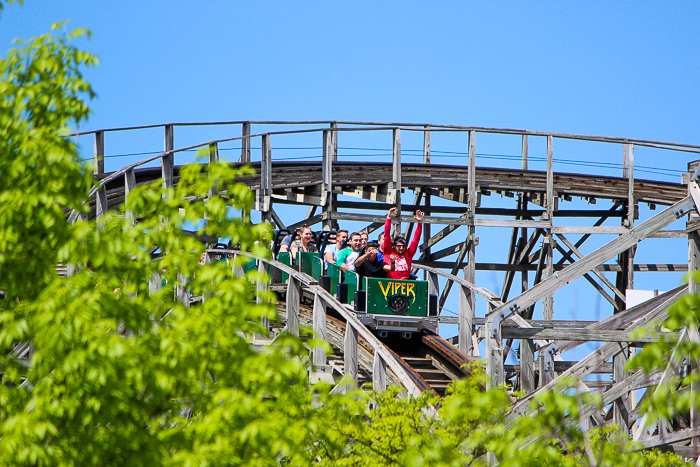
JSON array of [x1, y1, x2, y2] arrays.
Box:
[[76, 120, 700, 456]]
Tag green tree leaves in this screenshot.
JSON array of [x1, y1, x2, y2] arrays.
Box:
[[0, 19, 693, 467], [0, 25, 95, 304]]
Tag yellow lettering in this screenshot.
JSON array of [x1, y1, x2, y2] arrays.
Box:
[[407, 283, 415, 302], [379, 281, 391, 299]]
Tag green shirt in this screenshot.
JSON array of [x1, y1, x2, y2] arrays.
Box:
[[337, 247, 360, 271]]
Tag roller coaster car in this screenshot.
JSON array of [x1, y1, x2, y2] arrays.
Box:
[[275, 253, 439, 338], [353, 276, 439, 338]]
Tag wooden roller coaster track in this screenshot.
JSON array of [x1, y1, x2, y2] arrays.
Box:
[[71, 120, 700, 457]]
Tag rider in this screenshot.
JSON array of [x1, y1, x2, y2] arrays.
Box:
[[382, 207, 423, 280]]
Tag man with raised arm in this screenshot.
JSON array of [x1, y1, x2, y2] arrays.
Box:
[[383, 207, 423, 280]]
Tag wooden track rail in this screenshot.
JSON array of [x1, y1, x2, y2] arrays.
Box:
[[71, 120, 700, 455]]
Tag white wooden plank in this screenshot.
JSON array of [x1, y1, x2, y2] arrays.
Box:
[[344, 325, 358, 384], [373, 352, 387, 392], [286, 277, 301, 337], [313, 294, 327, 366], [124, 168, 136, 224], [96, 185, 107, 219], [634, 327, 690, 441], [551, 226, 627, 235], [458, 282, 474, 355]]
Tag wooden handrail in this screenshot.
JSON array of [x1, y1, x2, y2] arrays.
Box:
[[233, 252, 425, 396], [69, 120, 700, 152]]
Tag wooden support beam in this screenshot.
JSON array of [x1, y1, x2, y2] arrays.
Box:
[[510, 287, 684, 420], [94, 130, 104, 175], [286, 214, 324, 232], [520, 338, 536, 394], [427, 271, 439, 297], [519, 200, 535, 393], [556, 233, 627, 303], [373, 352, 387, 392], [554, 286, 685, 354], [421, 131, 432, 265], [176, 273, 190, 308], [458, 278, 475, 356], [344, 324, 358, 384], [208, 142, 219, 197], [241, 122, 251, 163], [522, 135, 528, 170], [439, 239, 471, 309], [430, 242, 470, 261], [423, 126, 431, 164], [638, 427, 700, 450], [404, 190, 424, 239], [633, 328, 691, 441], [330, 122, 338, 162], [577, 366, 648, 424], [162, 125, 174, 191], [555, 208, 618, 266], [467, 130, 477, 357], [125, 168, 136, 224], [328, 211, 549, 228], [96, 185, 107, 220], [502, 195, 529, 303], [392, 128, 402, 234], [612, 343, 631, 433], [492, 196, 694, 324], [414, 260, 688, 272], [499, 327, 678, 343], [148, 273, 162, 295], [286, 276, 301, 337], [312, 294, 327, 366], [468, 130, 476, 218], [543, 135, 554, 323], [258, 134, 272, 222], [551, 226, 627, 234], [256, 259, 269, 331], [269, 208, 286, 230], [627, 144, 636, 290], [322, 129, 334, 229], [552, 244, 621, 311], [486, 307, 504, 389], [420, 214, 468, 253]]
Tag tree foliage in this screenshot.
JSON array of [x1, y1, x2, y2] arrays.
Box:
[[0, 24, 325, 466], [313, 369, 688, 467], [0, 20, 693, 467]]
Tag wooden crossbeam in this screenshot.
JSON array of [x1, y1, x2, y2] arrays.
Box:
[[439, 239, 472, 309], [492, 196, 693, 321], [508, 287, 684, 421], [498, 327, 679, 343], [556, 233, 626, 302], [553, 285, 686, 354]]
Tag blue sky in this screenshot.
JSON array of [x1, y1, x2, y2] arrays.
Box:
[[2, 1, 698, 143], [2, 1, 699, 354]]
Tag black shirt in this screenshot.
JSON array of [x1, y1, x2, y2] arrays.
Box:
[[355, 247, 386, 280]]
